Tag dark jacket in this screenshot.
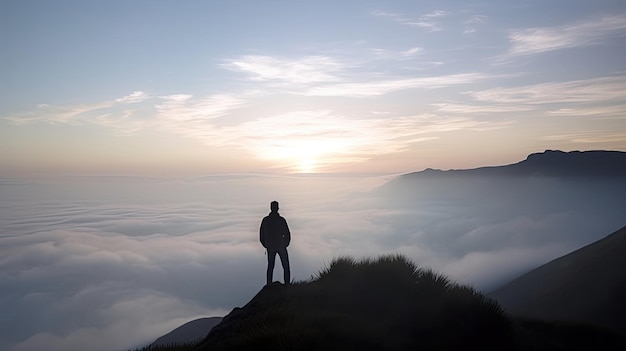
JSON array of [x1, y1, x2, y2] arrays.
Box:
[[260, 212, 291, 249]]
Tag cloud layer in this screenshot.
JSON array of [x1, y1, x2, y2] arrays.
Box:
[[1, 174, 625, 351]]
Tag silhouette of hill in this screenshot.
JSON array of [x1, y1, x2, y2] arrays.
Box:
[[157, 254, 620, 351], [490, 225, 626, 335], [378, 150, 626, 219], [150, 317, 222, 348], [402, 150, 626, 178]]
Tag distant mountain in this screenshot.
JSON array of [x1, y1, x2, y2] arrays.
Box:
[[402, 150, 626, 178], [150, 317, 222, 347], [490, 225, 626, 335], [185, 255, 624, 351]]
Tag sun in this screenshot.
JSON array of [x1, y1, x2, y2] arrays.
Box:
[[255, 138, 328, 173], [297, 158, 317, 173]]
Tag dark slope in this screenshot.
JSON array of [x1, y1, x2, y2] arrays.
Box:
[[191, 255, 623, 351], [490, 225, 626, 335], [151, 317, 222, 347], [401, 150, 626, 178]]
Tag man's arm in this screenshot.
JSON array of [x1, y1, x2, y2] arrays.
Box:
[[283, 217, 291, 247], [260, 218, 266, 248]]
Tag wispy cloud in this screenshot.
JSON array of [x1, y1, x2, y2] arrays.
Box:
[[5, 91, 149, 129], [5, 92, 246, 137], [221, 55, 344, 85], [465, 14, 487, 25], [543, 131, 626, 144], [432, 102, 534, 114], [369, 47, 423, 59], [156, 94, 245, 123], [546, 104, 626, 119], [371, 9, 449, 31], [92, 110, 146, 135], [504, 15, 626, 57], [304, 73, 486, 97], [115, 91, 149, 104], [6, 102, 113, 126], [461, 14, 487, 35], [467, 75, 626, 105], [219, 53, 477, 98]]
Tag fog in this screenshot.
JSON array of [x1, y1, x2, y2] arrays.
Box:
[[1, 173, 625, 351]]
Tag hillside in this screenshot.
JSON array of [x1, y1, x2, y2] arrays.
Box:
[[183, 255, 622, 351], [150, 317, 223, 348], [490, 225, 626, 335]]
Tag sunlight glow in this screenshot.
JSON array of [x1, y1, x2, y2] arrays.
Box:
[[297, 158, 317, 173], [257, 138, 348, 173]]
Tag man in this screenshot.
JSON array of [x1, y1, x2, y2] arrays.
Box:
[[259, 201, 291, 285]]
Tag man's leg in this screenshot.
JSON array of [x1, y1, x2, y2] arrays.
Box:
[[277, 247, 290, 284], [266, 248, 277, 285]]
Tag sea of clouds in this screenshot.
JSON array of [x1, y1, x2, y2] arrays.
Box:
[[1, 173, 625, 351]]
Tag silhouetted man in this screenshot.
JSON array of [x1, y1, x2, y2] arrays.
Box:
[[260, 201, 291, 285]]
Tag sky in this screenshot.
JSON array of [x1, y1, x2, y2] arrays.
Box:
[[1, 0, 626, 176], [2, 1, 626, 351]]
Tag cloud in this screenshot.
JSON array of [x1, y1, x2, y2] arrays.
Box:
[[10, 293, 208, 351], [218, 53, 454, 98], [462, 14, 487, 35], [92, 110, 146, 135], [369, 47, 423, 59], [371, 9, 449, 31], [2, 172, 626, 350], [203, 110, 508, 171], [5, 101, 115, 126], [304, 73, 487, 97], [220, 53, 464, 97], [5, 92, 246, 138], [442, 244, 565, 289], [5, 91, 151, 132], [546, 104, 626, 118], [432, 102, 534, 114], [376, 175, 626, 290], [221, 55, 344, 85], [115, 91, 149, 104], [4, 88, 506, 172], [0, 182, 276, 351], [504, 15, 626, 57], [155, 94, 245, 124], [465, 14, 487, 25], [542, 131, 626, 144], [422, 10, 449, 19], [0, 175, 392, 350], [466, 75, 626, 105]]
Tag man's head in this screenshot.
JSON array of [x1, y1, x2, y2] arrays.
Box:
[[270, 201, 279, 212]]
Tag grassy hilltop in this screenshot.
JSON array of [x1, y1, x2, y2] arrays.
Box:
[[133, 255, 624, 351]]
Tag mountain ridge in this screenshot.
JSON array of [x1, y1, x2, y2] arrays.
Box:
[[404, 150, 626, 178]]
